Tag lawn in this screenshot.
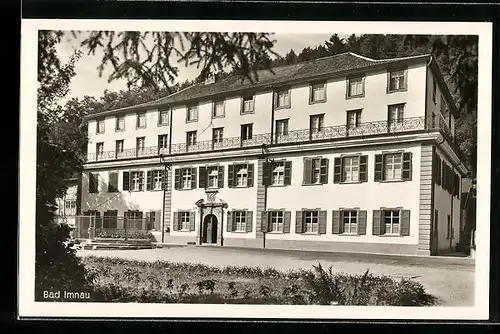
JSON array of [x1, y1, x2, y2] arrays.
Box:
[[82, 256, 436, 306]]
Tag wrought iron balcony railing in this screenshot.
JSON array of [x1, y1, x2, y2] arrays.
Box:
[[86, 115, 455, 163]]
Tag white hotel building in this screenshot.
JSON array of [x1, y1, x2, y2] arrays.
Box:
[[81, 52, 468, 256]]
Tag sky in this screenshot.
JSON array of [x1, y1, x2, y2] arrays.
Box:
[[56, 32, 344, 103]]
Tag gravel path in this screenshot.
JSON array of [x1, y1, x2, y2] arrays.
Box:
[[78, 245, 475, 306]]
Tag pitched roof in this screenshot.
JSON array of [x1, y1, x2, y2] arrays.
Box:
[[88, 52, 431, 118]]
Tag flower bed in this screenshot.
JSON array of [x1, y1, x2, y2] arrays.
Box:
[[94, 228, 152, 240]]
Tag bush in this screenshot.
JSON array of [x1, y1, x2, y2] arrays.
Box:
[[95, 228, 152, 240]]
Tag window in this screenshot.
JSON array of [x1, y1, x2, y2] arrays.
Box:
[[199, 166, 223, 189], [207, 167, 219, 188], [388, 69, 406, 91], [347, 76, 364, 98], [115, 140, 124, 157], [212, 128, 223, 144], [275, 89, 291, 109], [213, 100, 225, 118], [388, 104, 405, 123], [270, 211, 284, 232], [310, 114, 324, 134], [303, 157, 328, 185], [131, 171, 144, 191], [180, 212, 190, 230], [65, 200, 76, 209], [304, 211, 319, 233], [174, 167, 197, 190], [186, 105, 198, 122], [116, 115, 125, 131], [136, 112, 146, 128], [272, 161, 285, 186], [275, 119, 289, 138], [235, 211, 246, 232], [310, 82, 326, 103], [182, 169, 192, 189], [342, 210, 358, 234], [384, 153, 402, 181], [347, 109, 362, 129], [229, 164, 253, 188], [158, 134, 168, 150], [108, 172, 119, 192], [447, 215, 452, 239], [334, 155, 368, 183], [241, 124, 253, 141], [236, 166, 248, 187], [124, 210, 143, 230], [263, 161, 291, 186], [96, 119, 105, 134], [96, 142, 104, 159], [147, 210, 161, 231], [136, 137, 145, 156], [242, 95, 254, 114], [153, 170, 163, 190], [312, 159, 321, 184], [383, 209, 400, 235], [375, 152, 412, 182], [186, 131, 197, 148], [343, 156, 359, 182], [158, 109, 169, 125]]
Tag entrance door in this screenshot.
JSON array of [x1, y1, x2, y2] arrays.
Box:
[[202, 214, 218, 244]]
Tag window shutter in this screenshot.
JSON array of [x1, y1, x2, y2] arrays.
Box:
[[333, 157, 342, 183], [400, 210, 411, 236], [108, 172, 118, 192], [372, 210, 382, 235], [245, 211, 253, 232], [436, 155, 442, 185], [320, 158, 329, 184], [374, 154, 383, 182], [161, 169, 167, 190], [139, 172, 145, 191], [260, 211, 269, 233], [284, 161, 292, 185], [228, 165, 234, 188], [303, 158, 313, 184], [262, 162, 272, 186], [145, 211, 151, 230], [218, 166, 224, 188], [318, 211, 327, 234], [199, 166, 207, 189], [247, 163, 254, 187], [283, 211, 291, 233], [295, 211, 303, 234], [232, 212, 237, 231], [189, 211, 196, 231], [190, 167, 197, 189], [173, 212, 179, 231], [359, 155, 368, 182], [155, 210, 161, 231], [402, 152, 412, 181], [174, 169, 180, 190], [89, 173, 98, 193], [227, 211, 233, 232], [122, 172, 130, 191], [358, 210, 367, 235], [332, 210, 341, 234], [146, 171, 152, 191]]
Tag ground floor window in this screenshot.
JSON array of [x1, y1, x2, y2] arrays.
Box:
[[270, 211, 284, 232], [234, 211, 246, 231], [342, 210, 358, 234], [383, 209, 400, 235], [180, 212, 190, 230], [304, 211, 319, 233]]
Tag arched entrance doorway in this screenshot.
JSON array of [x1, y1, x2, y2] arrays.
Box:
[[202, 214, 218, 244]]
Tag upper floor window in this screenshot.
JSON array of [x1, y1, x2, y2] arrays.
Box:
[[310, 114, 324, 134], [374, 152, 412, 182], [186, 105, 198, 122], [174, 167, 197, 190], [347, 76, 364, 98], [212, 128, 224, 144], [241, 124, 253, 141], [96, 142, 104, 159], [89, 172, 99, 193], [275, 119, 289, 138], [228, 163, 254, 188], [136, 112, 146, 129], [199, 165, 224, 189], [241, 95, 254, 114], [388, 69, 407, 92], [186, 131, 197, 148], [213, 100, 225, 118], [388, 104, 405, 123], [158, 109, 169, 126], [303, 157, 328, 185], [182, 169, 192, 189], [310, 82, 326, 103], [333, 155, 368, 183], [347, 109, 362, 130], [131, 171, 144, 191], [158, 134, 168, 150], [263, 160, 292, 186], [108, 172, 119, 192], [96, 119, 105, 134], [136, 137, 145, 155], [208, 167, 219, 188], [115, 140, 124, 158], [153, 170, 163, 190], [236, 166, 248, 187], [116, 115, 125, 131], [275, 89, 291, 109]]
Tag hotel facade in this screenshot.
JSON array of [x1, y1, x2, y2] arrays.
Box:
[[81, 52, 468, 256]]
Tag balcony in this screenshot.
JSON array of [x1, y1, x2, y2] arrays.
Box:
[[85, 115, 457, 163]]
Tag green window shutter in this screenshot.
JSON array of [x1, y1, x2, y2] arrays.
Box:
[[374, 154, 383, 182], [359, 155, 368, 182], [283, 211, 291, 233], [372, 210, 382, 235], [227, 211, 233, 232], [358, 210, 367, 235], [295, 211, 303, 234], [262, 162, 272, 186], [146, 171, 152, 191], [333, 157, 342, 183], [245, 211, 253, 232], [318, 211, 327, 234], [191, 168, 197, 189], [189, 211, 196, 231], [174, 169, 180, 190], [218, 166, 224, 188], [332, 210, 341, 234], [284, 161, 292, 185], [260, 211, 269, 233], [173, 212, 179, 231], [400, 210, 411, 236], [320, 158, 329, 184], [228, 165, 234, 188], [199, 166, 207, 189], [247, 163, 254, 187], [402, 152, 413, 181], [303, 158, 313, 184]]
